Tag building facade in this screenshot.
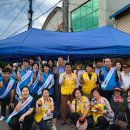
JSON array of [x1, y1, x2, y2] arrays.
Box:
[[42, 7, 63, 31], [69, 0, 130, 32]]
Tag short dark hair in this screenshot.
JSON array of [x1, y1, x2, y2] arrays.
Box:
[[95, 59, 103, 63], [32, 62, 39, 68], [43, 63, 49, 68], [85, 62, 93, 68], [2, 67, 12, 73], [22, 58, 29, 64], [91, 87, 102, 96], [5, 63, 13, 68], [75, 61, 82, 66], [65, 62, 72, 67], [21, 86, 30, 93], [104, 58, 112, 62], [29, 56, 35, 61], [72, 88, 83, 98], [58, 56, 64, 60], [42, 88, 49, 94]]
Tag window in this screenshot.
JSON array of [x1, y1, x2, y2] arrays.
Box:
[[71, 0, 99, 32]]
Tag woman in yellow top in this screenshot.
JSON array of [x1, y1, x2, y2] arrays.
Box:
[[68, 88, 94, 129], [34, 88, 57, 130], [80, 63, 99, 97]]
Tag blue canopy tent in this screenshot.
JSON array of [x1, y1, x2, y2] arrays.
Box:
[[0, 25, 130, 61]]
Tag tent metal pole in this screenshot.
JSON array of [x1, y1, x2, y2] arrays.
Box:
[[67, 55, 69, 62]]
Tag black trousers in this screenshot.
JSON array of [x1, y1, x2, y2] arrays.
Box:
[[9, 113, 34, 130], [70, 113, 94, 128], [0, 97, 13, 116], [97, 116, 109, 128]]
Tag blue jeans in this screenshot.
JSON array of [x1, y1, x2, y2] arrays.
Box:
[[36, 111, 57, 130]]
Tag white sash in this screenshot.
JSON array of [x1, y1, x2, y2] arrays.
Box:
[[6, 95, 33, 123], [0, 79, 15, 99], [32, 72, 40, 90], [101, 67, 115, 90], [16, 70, 32, 95], [37, 74, 53, 95]]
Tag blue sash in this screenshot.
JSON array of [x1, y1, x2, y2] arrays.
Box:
[[0, 78, 15, 99], [16, 70, 32, 96], [6, 95, 33, 123]]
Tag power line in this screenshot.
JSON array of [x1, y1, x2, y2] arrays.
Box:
[[0, 0, 26, 6], [34, 1, 57, 30], [0, 1, 28, 39], [6, 0, 62, 39]]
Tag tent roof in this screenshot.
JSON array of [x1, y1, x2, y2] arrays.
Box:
[[0, 25, 130, 61]]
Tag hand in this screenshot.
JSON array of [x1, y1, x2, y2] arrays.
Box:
[[37, 100, 42, 107], [80, 74, 83, 78], [79, 116, 85, 121], [19, 115, 25, 122], [90, 102, 94, 107], [38, 56, 42, 61], [9, 103, 14, 109], [101, 71, 104, 75], [0, 81, 3, 88], [67, 100, 71, 106], [54, 69, 58, 75], [47, 109, 51, 116], [17, 76, 21, 81], [63, 74, 66, 79], [19, 95, 24, 101]]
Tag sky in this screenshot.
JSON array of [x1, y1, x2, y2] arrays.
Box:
[[0, 0, 62, 40]]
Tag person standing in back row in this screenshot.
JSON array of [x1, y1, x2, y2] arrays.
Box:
[[100, 58, 119, 101]]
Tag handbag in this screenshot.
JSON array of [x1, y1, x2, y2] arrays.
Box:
[[114, 103, 128, 129]]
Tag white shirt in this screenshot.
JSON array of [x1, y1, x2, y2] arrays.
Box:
[[74, 70, 85, 87], [120, 71, 130, 90]]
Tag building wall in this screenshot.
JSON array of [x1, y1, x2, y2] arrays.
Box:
[[115, 9, 130, 34], [69, 0, 130, 31], [43, 10, 63, 31]]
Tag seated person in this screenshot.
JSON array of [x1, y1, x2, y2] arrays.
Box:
[[110, 87, 129, 129], [34, 88, 57, 130], [91, 87, 114, 129], [68, 88, 94, 129], [7, 86, 34, 130]]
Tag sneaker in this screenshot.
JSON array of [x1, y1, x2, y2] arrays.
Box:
[[51, 125, 57, 130], [0, 116, 5, 121]]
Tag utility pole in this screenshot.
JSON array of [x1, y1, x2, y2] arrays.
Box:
[[28, 0, 33, 29], [63, 0, 69, 32]]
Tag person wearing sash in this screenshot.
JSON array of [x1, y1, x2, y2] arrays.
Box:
[[34, 88, 57, 130], [100, 58, 119, 101], [80, 63, 99, 98], [30, 62, 41, 101], [16, 59, 33, 96], [0, 67, 16, 121], [59, 62, 77, 125], [8, 86, 34, 130], [5, 63, 17, 80], [68, 88, 94, 129], [38, 64, 54, 98]]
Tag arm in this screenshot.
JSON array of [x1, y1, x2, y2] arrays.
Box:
[[39, 72, 43, 83], [48, 76, 54, 89], [28, 77, 33, 87], [59, 74, 66, 85], [79, 74, 84, 85]]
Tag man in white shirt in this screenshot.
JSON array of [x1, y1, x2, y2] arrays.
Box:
[[120, 64, 130, 91]]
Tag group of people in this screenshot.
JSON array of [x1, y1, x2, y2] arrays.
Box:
[[0, 56, 130, 130]]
